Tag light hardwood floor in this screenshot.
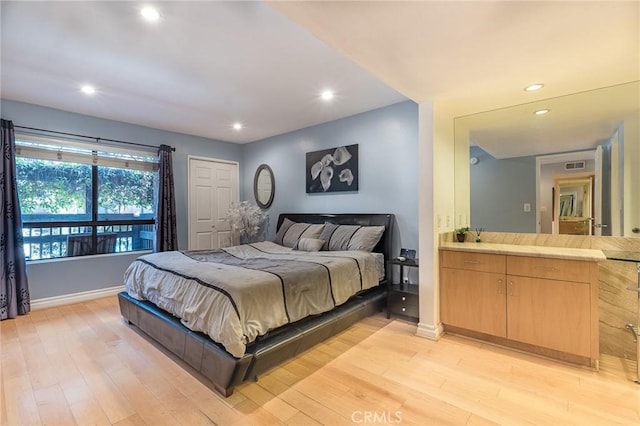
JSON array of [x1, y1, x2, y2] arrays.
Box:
[[1, 296, 639, 425]]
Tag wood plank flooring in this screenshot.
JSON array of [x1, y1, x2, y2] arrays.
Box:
[[1, 296, 639, 425]]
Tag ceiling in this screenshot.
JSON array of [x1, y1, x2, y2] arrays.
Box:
[[456, 81, 640, 159], [272, 1, 640, 158], [2, 1, 639, 151], [0, 1, 406, 144]]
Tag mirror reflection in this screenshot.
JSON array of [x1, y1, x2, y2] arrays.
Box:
[[555, 176, 593, 235], [455, 81, 640, 237], [254, 164, 274, 209]]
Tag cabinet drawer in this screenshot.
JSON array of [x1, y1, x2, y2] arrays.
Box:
[[389, 292, 419, 318], [506, 256, 590, 283], [441, 250, 505, 273]]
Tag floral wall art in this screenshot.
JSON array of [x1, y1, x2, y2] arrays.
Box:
[[306, 144, 358, 193]]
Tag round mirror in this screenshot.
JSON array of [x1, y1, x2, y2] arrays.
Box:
[[254, 164, 275, 208]]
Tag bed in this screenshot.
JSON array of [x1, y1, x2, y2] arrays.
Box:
[[118, 213, 394, 396]]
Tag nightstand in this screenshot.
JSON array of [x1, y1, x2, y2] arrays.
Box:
[[386, 259, 419, 322]]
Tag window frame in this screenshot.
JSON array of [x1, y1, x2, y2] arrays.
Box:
[[16, 134, 158, 260]]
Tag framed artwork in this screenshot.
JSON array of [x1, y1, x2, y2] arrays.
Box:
[[306, 144, 359, 193]]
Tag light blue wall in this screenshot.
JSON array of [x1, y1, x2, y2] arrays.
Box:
[[1, 99, 419, 300], [470, 146, 537, 232], [242, 101, 419, 257], [1, 99, 243, 299]]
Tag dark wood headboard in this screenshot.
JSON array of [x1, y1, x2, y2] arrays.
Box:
[[277, 213, 394, 264]]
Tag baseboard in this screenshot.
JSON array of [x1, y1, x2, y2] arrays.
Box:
[[416, 321, 444, 340], [31, 285, 125, 310]]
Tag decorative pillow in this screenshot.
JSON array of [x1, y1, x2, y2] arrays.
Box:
[[273, 218, 324, 248], [318, 222, 339, 250], [273, 218, 295, 246], [296, 238, 325, 252], [319, 223, 385, 252], [347, 225, 385, 251]]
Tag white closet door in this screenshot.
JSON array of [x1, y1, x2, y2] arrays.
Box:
[[188, 157, 238, 250]]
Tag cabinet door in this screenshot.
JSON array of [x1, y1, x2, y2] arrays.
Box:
[[441, 268, 507, 337], [506, 276, 590, 357]]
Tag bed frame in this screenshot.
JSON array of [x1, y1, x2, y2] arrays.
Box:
[[118, 213, 394, 397]]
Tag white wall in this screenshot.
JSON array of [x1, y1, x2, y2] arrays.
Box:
[[623, 113, 640, 236]]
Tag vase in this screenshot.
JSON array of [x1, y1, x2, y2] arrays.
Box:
[[456, 233, 466, 243]]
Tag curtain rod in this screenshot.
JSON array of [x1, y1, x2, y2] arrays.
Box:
[[14, 125, 175, 152]]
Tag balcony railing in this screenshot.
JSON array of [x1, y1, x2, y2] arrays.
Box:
[[22, 214, 155, 260]]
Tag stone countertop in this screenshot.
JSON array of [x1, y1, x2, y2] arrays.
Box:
[[602, 250, 640, 263], [440, 242, 606, 262]]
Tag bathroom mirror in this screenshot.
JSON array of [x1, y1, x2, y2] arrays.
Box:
[[254, 164, 274, 209], [454, 81, 640, 237]]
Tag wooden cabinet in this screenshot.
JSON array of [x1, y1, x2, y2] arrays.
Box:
[[506, 275, 591, 357], [440, 249, 599, 367], [440, 268, 506, 337]]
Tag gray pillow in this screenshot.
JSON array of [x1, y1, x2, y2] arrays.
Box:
[[347, 226, 385, 251], [318, 222, 339, 250], [273, 218, 295, 246], [274, 219, 325, 248], [296, 238, 325, 252], [319, 223, 385, 252], [283, 223, 324, 248]]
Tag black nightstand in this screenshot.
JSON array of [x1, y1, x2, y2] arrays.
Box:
[[386, 259, 419, 322]]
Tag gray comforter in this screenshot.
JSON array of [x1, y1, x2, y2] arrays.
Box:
[[124, 241, 382, 357]]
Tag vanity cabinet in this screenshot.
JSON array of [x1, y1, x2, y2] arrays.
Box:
[[506, 275, 590, 357], [440, 248, 599, 367], [440, 268, 506, 337], [440, 251, 506, 337]]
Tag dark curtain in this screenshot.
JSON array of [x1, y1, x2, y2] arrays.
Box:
[[1, 119, 30, 319], [155, 144, 177, 252]]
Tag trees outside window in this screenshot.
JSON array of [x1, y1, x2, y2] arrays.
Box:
[[16, 141, 157, 260]]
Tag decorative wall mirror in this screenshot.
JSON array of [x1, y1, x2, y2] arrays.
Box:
[[254, 164, 275, 209]]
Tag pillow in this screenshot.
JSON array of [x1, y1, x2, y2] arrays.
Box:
[[348, 225, 385, 251], [273, 218, 324, 248], [296, 238, 325, 252], [318, 222, 340, 250], [319, 223, 385, 252], [273, 218, 295, 246]]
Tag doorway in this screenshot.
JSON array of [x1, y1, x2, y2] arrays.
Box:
[[552, 174, 594, 235]]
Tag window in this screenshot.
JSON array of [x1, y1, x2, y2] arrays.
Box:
[[15, 136, 158, 260]]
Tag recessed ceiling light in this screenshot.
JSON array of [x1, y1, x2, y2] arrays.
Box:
[[524, 83, 544, 92], [140, 6, 160, 22], [534, 109, 550, 115], [321, 90, 334, 101], [81, 85, 96, 95], [233, 122, 243, 130]]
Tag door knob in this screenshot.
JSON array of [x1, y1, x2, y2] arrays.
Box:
[[632, 227, 640, 234]]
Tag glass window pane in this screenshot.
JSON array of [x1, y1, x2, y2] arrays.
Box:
[[65, 228, 95, 257], [17, 145, 157, 260], [97, 166, 156, 220], [16, 158, 92, 222], [22, 225, 92, 260]]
